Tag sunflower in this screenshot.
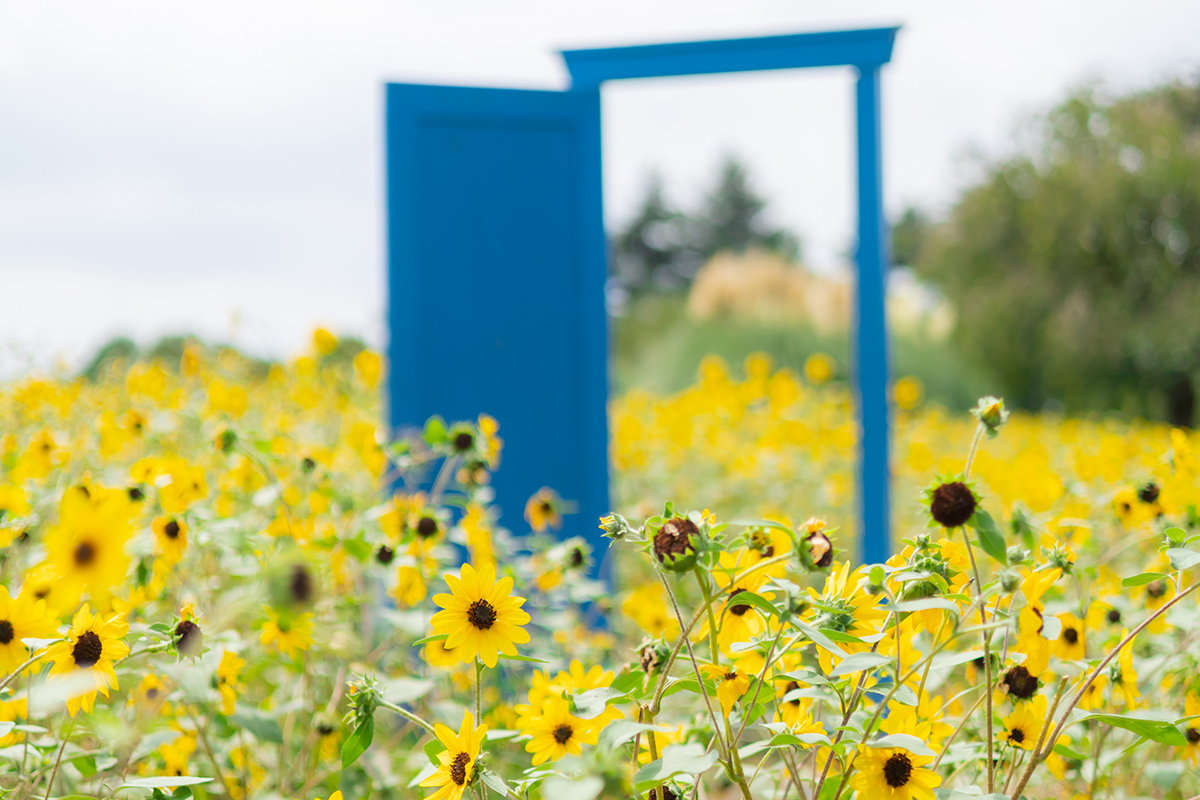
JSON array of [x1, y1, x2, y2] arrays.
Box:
[[44, 485, 136, 604], [1052, 612, 1086, 660], [216, 650, 245, 716], [1015, 568, 1061, 676], [159, 733, 196, 776], [259, 608, 314, 659], [430, 563, 530, 668], [524, 488, 562, 532], [699, 663, 751, 718], [1180, 692, 1200, 766], [1111, 629, 1139, 708], [849, 745, 941, 800], [1000, 694, 1047, 750], [44, 604, 130, 716], [152, 516, 188, 564], [420, 710, 487, 800], [522, 695, 599, 765], [807, 561, 889, 675], [0, 585, 55, 674]]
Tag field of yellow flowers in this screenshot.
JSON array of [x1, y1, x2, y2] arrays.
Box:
[[0, 338, 1197, 800]]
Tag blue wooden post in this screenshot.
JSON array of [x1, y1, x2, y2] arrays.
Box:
[[854, 65, 892, 564]]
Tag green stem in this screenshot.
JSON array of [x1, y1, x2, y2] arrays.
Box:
[[42, 716, 75, 800], [693, 567, 722, 663], [475, 658, 483, 721], [959, 524, 996, 792], [378, 699, 437, 735]]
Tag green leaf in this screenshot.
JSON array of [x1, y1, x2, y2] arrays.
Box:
[[120, 777, 214, 788], [570, 687, 626, 720], [496, 653, 548, 664], [724, 591, 779, 619], [424, 739, 444, 767], [341, 716, 375, 768], [891, 597, 962, 614], [411, 633, 448, 646], [633, 743, 720, 791], [869, 565, 886, 586], [480, 769, 512, 798], [71, 753, 98, 777], [423, 416, 448, 445], [829, 651, 892, 678], [970, 508, 1007, 564], [794, 622, 847, 658], [867, 733, 937, 757], [229, 708, 282, 744], [1077, 712, 1187, 746], [1122, 572, 1168, 587], [1166, 548, 1200, 570]]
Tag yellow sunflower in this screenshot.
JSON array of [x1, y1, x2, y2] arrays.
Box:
[[849, 745, 941, 800], [216, 650, 245, 715], [259, 608, 314, 659], [0, 585, 56, 674], [524, 488, 562, 532], [430, 563, 530, 668], [521, 695, 599, 765], [1112, 629, 1139, 708], [44, 604, 130, 716], [420, 710, 487, 800], [1180, 692, 1200, 766], [152, 516, 188, 564], [1052, 612, 1086, 661], [1000, 694, 1047, 750], [44, 485, 136, 604], [699, 663, 750, 718]]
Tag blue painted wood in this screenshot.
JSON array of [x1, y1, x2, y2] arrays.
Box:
[[562, 27, 898, 90], [854, 66, 892, 564], [385, 83, 610, 576]]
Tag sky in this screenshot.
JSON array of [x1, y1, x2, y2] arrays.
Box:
[[1, 0, 1198, 375]]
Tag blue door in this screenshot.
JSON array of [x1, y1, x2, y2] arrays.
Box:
[[385, 84, 609, 572]]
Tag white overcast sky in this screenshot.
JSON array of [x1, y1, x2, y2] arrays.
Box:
[[1, 0, 1198, 375]]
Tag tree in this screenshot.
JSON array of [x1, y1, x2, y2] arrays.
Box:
[[891, 207, 931, 267], [611, 156, 802, 294], [917, 79, 1200, 426], [692, 155, 801, 265]]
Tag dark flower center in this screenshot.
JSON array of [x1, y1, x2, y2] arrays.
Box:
[[146, 687, 159, 699], [929, 481, 977, 528], [653, 518, 698, 565], [728, 587, 751, 616], [1010, 727, 1026, 744], [467, 599, 497, 630], [540, 501, 553, 514], [785, 680, 801, 707], [302, 456, 316, 472], [164, 519, 181, 539], [1106, 608, 1121, 624], [376, 544, 395, 564], [1120, 502, 1131, 513], [553, 724, 573, 744], [1187, 728, 1200, 744], [316, 722, 335, 736], [128, 486, 145, 501], [72, 630, 103, 668], [1138, 482, 1160, 504], [453, 432, 475, 451], [290, 565, 314, 605], [1062, 627, 1079, 644], [416, 516, 439, 537], [1146, 580, 1167, 599], [883, 752, 913, 787], [1002, 666, 1039, 699], [175, 620, 203, 656], [569, 547, 585, 568], [0, 620, 13, 645], [724, 671, 737, 681], [74, 541, 97, 566], [450, 751, 470, 785], [805, 531, 834, 567]]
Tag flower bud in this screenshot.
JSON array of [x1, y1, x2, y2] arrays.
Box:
[[652, 517, 700, 573], [999, 570, 1021, 594], [971, 396, 1009, 438], [599, 513, 634, 541]]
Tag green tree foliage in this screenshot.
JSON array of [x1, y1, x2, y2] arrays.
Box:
[[613, 155, 801, 294], [917, 79, 1200, 426]]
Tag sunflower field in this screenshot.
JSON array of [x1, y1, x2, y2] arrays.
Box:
[[0, 336, 1198, 800]]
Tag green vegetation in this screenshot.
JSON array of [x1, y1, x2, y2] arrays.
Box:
[[915, 77, 1200, 425]]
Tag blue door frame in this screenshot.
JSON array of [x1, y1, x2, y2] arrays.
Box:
[[387, 26, 899, 567]]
